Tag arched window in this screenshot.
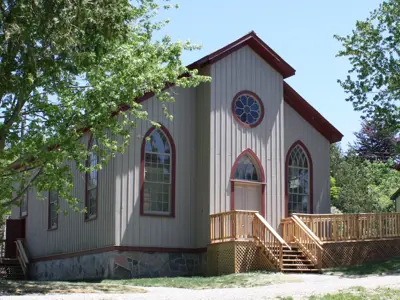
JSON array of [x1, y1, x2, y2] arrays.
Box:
[[85, 136, 98, 220], [141, 126, 175, 217], [234, 155, 260, 182], [286, 142, 312, 215]]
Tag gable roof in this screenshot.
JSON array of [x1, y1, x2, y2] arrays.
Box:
[[391, 188, 400, 200], [136, 31, 343, 144], [284, 82, 343, 143], [187, 31, 296, 79]]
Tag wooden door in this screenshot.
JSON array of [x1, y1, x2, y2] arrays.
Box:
[[234, 184, 261, 212], [5, 219, 25, 258]]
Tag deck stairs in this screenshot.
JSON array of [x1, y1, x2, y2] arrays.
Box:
[[281, 244, 319, 273], [0, 258, 25, 280]]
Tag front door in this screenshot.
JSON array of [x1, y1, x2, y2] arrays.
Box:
[[234, 184, 261, 212]]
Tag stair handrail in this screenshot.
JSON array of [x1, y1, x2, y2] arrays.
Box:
[[292, 215, 323, 247], [291, 215, 323, 268], [255, 213, 291, 249], [15, 239, 28, 277], [253, 213, 291, 270]]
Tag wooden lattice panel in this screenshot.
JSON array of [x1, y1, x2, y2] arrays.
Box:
[[322, 238, 400, 268], [207, 241, 277, 276]]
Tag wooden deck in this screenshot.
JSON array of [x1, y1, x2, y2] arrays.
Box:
[[208, 211, 400, 274]]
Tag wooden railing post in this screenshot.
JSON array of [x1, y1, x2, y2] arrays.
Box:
[[279, 244, 283, 271]]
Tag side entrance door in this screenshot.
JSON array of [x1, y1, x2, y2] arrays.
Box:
[[234, 183, 261, 213]]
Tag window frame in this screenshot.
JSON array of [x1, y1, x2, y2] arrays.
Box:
[[48, 190, 59, 230], [85, 135, 99, 221], [285, 141, 313, 217], [140, 125, 176, 218], [19, 191, 28, 218], [231, 91, 265, 128]]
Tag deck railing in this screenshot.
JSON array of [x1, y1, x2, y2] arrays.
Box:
[[15, 239, 29, 277], [210, 210, 289, 270], [295, 213, 400, 242], [210, 210, 257, 243], [291, 215, 323, 268]]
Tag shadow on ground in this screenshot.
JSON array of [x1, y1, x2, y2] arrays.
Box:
[[325, 257, 400, 278], [0, 280, 146, 295]]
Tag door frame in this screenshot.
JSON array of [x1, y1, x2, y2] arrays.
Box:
[[230, 148, 266, 217]]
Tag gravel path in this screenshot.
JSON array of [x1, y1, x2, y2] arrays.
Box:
[[1, 274, 400, 300]]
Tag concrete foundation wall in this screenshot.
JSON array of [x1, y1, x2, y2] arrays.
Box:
[[29, 250, 207, 281]]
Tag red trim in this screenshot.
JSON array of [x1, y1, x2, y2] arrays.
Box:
[[140, 124, 176, 218], [30, 246, 206, 262], [47, 191, 58, 230], [231, 91, 265, 128], [187, 31, 295, 79], [284, 82, 343, 144], [230, 149, 266, 217], [85, 134, 98, 221], [285, 140, 313, 217]]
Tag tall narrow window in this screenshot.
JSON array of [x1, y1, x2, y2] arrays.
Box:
[[20, 192, 28, 217], [48, 191, 58, 229], [141, 126, 175, 216], [287, 143, 311, 215], [85, 136, 98, 220]]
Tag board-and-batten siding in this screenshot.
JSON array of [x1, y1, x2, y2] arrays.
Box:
[[284, 103, 331, 214], [195, 67, 211, 248], [209, 45, 285, 230], [19, 132, 116, 258], [117, 86, 198, 248]]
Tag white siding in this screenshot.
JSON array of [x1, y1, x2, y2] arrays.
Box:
[[209, 46, 285, 230], [19, 132, 116, 258], [118, 87, 198, 248], [284, 103, 331, 214], [195, 67, 211, 248]]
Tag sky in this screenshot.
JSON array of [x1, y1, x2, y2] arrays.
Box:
[[155, 0, 383, 150]]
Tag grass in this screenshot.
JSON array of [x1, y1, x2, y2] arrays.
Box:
[[103, 272, 302, 289], [0, 280, 146, 295], [325, 257, 400, 276], [309, 286, 400, 299]]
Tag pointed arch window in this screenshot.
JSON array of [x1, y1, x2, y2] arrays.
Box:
[[287, 144, 311, 215], [234, 155, 260, 182], [85, 136, 98, 220], [141, 126, 175, 217]]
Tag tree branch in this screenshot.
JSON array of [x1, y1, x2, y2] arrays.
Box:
[[0, 166, 43, 208]]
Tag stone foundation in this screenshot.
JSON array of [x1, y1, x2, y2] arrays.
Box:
[[29, 250, 207, 281]]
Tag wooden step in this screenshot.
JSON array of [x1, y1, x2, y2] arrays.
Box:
[[282, 268, 320, 273], [283, 258, 313, 263]]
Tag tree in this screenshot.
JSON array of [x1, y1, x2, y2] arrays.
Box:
[[330, 146, 400, 213], [0, 0, 209, 211], [335, 0, 400, 131], [352, 119, 399, 163]]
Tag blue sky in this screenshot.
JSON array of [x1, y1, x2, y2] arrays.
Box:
[[156, 0, 383, 150]]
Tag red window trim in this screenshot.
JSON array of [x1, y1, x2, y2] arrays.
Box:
[[231, 91, 265, 128], [48, 191, 58, 231], [85, 134, 98, 222], [285, 140, 313, 217], [230, 148, 266, 217], [140, 124, 176, 218]]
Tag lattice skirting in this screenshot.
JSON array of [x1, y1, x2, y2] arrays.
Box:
[[207, 241, 277, 276], [322, 238, 400, 268]]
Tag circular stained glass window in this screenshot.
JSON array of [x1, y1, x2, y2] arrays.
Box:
[[232, 92, 264, 127]]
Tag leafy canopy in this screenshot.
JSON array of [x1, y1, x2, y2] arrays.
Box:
[[0, 0, 209, 212], [335, 0, 400, 130], [330, 144, 400, 213]]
